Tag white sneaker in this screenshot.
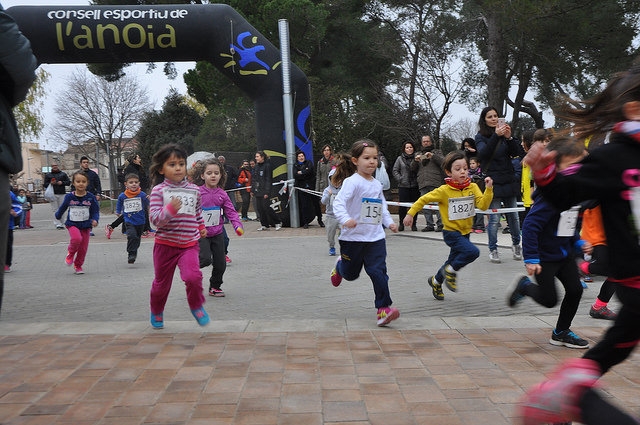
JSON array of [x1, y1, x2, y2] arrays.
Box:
[[257, 226, 268, 231], [512, 245, 522, 260], [489, 250, 501, 263], [275, 223, 282, 231]]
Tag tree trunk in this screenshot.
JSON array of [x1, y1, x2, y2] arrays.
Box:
[[485, 11, 507, 113]]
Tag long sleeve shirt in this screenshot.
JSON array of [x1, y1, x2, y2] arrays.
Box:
[[55, 191, 100, 229], [407, 182, 493, 235], [199, 185, 242, 237], [149, 179, 205, 248], [333, 173, 394, 242]]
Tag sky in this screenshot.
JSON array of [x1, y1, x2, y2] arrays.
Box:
[[2, 0, 194, 151]]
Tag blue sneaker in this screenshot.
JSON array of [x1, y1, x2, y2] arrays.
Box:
[[191, 307, 210, 326], [150, 312, 164, 329], [329, 247, 336, 256]]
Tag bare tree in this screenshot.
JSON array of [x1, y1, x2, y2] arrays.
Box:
[[52, 69, 152, 194]]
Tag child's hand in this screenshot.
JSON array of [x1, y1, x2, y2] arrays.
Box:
[[523, 142, 556, 173], [484, 176, 493, 188], [200, 228, 207, 238], [235, 227, 244, 236], [402, 214, 414, 227], [91, 220, 98, 228], [170, 197, 182, 211], [581, 241, 593, 255], [388, 223, 398, 233], [343, 218, 357, 228], [525, 263, 541, 275], [10, 210, 17, 217]]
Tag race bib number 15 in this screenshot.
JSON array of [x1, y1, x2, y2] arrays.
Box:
[[360, 198, 382, 224]]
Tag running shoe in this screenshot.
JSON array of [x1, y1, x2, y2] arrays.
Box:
[[330, 258, 343, 287], [489, 249, 501, 263], [444, 266, 457, 292], [550, 329, 589, 349], [512, 245, 523, 260], [105, 224, 113, 239], [65, 251, 74, 266], [518, 358, 600, 424], [4, 265, 10, 273], [376, 306, 399, 326], [150, 312, 164, 329], [191, 307, 210, 326], [589, 305, 617, 320], [275, 223, 282, 231], [428, 276, 444, 300], [209, 288, 225, 297], [74, 267, 84, 275], [508, 275, 530, 307], [329, 247, 336, 256], [225, 255, 232, 264]]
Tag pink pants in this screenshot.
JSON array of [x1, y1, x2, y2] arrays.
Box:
[[67, 226, 90, 268], [150, 243, 205, 314]]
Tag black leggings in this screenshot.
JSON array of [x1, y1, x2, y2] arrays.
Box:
[[522, 257, 583, 332]]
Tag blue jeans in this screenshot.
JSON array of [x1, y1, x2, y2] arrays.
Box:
[[435, 230, 479, 282], [337, 238, 392, 308], [487, 196, 521, 251]]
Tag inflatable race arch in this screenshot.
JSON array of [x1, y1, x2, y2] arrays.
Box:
[[7, 4, 313, 179]]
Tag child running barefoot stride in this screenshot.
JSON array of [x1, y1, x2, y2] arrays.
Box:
[[403, 151, 493, 300], [148, 144, 209, 329], [518, 63, 640, 425], [330, 139, 400, 326], [56, 171, 100, 275], [192, 158, 244, 298]]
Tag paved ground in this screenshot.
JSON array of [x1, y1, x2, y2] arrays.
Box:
[[0, 203, 636, 424]]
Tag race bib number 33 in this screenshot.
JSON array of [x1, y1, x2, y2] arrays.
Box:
[[163, 188, 198, 216]]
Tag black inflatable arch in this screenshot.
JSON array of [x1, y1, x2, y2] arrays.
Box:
[[7, 4, 313, 178]]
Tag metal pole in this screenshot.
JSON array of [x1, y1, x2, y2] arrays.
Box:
[[278, 19, 299, 228]]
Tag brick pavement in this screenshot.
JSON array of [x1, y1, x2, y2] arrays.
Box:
[[0, 203, 637, 424]]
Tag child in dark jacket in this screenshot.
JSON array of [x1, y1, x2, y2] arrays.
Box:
[[508, 136, 591, 348], [116, 173, 149, 264]]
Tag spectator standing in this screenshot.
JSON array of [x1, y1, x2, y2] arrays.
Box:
[[293, 150, 316, 228], [475, 106, 524, 263], [252, 151, 282, 231], [44, 163, 70, 230], [218, 155, 238, 211], [237, 160, 252, 221], [411, 135, 445, 232], [392, 141, 419, 231]]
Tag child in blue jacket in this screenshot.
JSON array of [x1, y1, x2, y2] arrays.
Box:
[[508, 136, 591, 349], [116, 173, 149, 264]]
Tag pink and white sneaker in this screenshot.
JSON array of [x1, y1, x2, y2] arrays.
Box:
[[376, 306, 399, 326], [225, 255, 232, 264], [330, 258, 342, 287], [518, 358, 601, 424]]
